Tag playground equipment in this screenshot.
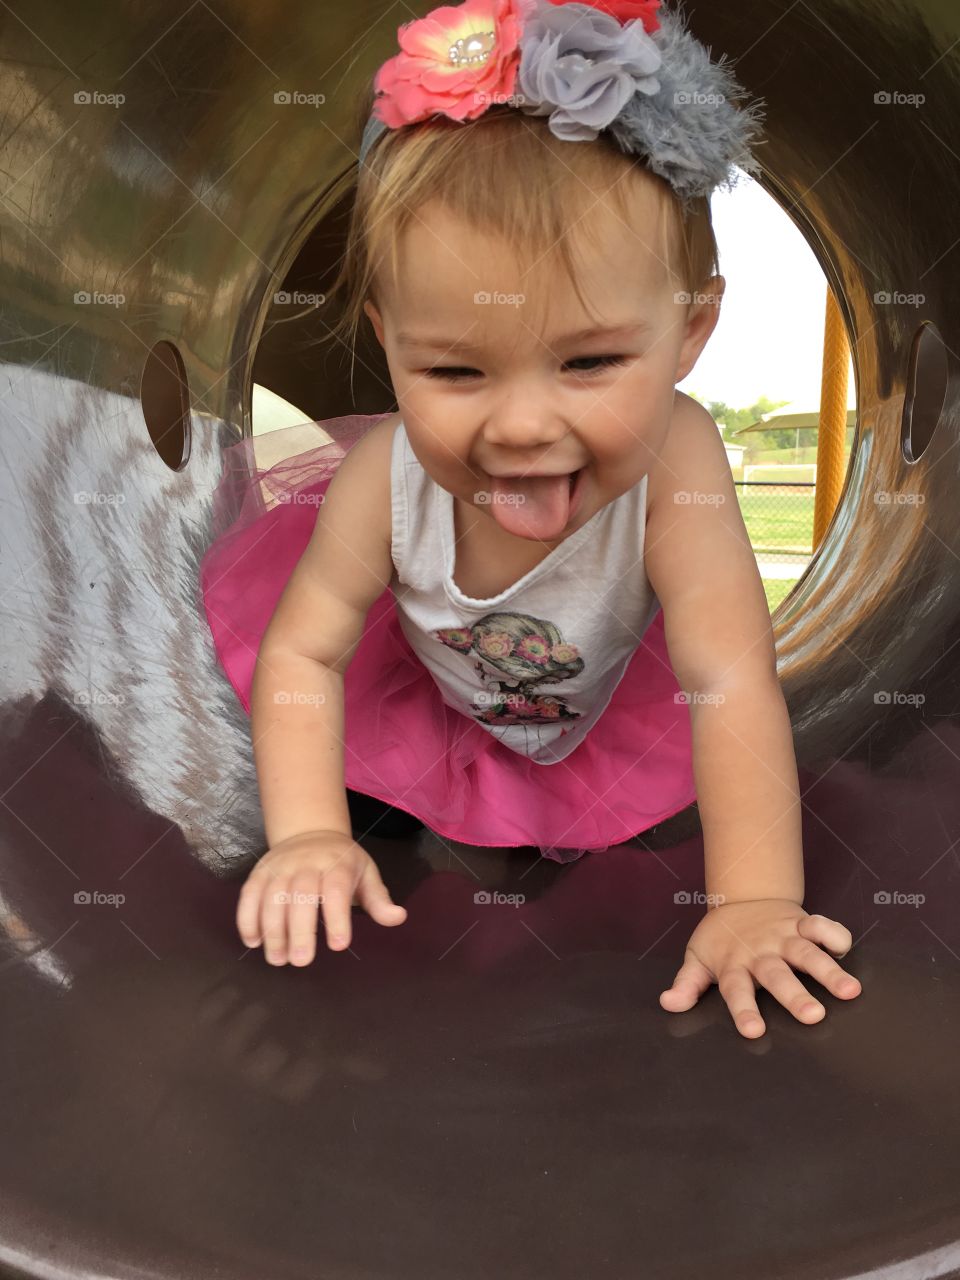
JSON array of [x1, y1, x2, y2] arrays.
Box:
[[0, 3, 958, 1278]]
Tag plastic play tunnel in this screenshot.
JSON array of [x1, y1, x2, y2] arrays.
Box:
[[1, 3, 959, 1278]]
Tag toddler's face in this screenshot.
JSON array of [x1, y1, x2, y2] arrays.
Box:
[[364, 194, 722, 543]]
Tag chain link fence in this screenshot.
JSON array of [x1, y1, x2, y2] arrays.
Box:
[[733, 480, 816, 611]]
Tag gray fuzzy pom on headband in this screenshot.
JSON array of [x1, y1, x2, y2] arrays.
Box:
[[357, 0, 765, 207]]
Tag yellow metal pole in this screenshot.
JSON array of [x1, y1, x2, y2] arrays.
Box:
[[812, 285, 850, 548]]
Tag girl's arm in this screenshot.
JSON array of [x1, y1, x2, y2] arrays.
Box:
[[250, 414, 401, 847], [645, 397, 860, 1039], [643, 394, 802, 906]]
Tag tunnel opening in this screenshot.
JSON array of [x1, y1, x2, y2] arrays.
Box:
[[250, 188, 391, 437], [140, 339, 191, 471], [901, 320, 949, 464]]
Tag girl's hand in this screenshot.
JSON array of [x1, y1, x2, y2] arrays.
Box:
[[659, 898, 862, 1038], [236, 830, 407, 966]]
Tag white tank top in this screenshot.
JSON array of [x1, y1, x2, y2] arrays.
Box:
[[388, 419, 661, 765]]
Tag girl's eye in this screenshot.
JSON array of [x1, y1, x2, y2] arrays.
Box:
[[423, 366, 480, 382], [423, 355, 629, 382], [564, 355, 629, 375]]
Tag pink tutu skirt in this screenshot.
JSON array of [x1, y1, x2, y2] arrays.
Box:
[[200, 414, 697, 862]]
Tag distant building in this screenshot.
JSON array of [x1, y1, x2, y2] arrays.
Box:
[[723, 441, 745, 471]]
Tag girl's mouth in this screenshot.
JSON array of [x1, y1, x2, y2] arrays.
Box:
[[485, 466, 587, 539]]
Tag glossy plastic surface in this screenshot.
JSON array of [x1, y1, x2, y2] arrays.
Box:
[[0, 2, 958, 1278]]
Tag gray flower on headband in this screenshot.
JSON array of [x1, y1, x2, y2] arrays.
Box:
[[605, 5, 767, 205], [356, 1, 766, 207], [515, 2, 662, 142]]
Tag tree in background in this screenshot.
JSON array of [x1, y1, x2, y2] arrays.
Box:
[[686, 392, 838, 464], [687, 393, 792, 443]]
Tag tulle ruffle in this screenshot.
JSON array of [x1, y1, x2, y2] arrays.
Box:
[[200, 416, 697, 862]]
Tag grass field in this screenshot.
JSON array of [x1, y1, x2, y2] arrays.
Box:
[[762, 578, 800, 612], [736, 486, 815, 553], [734, 484, 815, 613]]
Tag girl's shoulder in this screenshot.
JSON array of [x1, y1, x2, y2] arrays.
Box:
[[376, 410, 404, 445], [363, 409, 404, 467], [645, 393, 722, 520], [336, 410, 403, 485], [320, 410, 403, 533]]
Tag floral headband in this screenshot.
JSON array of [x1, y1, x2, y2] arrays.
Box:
[[357, 0, 765, 206]]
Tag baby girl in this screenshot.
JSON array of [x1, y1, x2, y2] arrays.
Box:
[[205, 0, 862, 1038]]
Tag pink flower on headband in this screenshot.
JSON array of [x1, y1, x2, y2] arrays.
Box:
[[546, 0, 662, 29], [372, 0, 533, 128]]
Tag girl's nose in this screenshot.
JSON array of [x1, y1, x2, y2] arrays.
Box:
[[482, 408, 567, 453]]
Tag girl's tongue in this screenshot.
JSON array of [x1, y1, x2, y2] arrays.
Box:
[[488, 471, 575, 540]]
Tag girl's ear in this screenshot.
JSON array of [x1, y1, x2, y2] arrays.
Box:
[[363, 299, 386, 348], [674, 275, 725, 383]]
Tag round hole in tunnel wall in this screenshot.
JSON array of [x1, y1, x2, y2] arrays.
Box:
[[140, 340, 191, 471], [901, 321, 948, 463]]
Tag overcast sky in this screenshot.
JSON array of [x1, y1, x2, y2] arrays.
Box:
[[679, 172, 857, 413]]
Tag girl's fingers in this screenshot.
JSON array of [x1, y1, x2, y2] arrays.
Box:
[[356, 857, 408, 927], [750, 954, 826, 1024], [796, 912, 854, 958], [236, 872, 266, 948], [260, 874, 291, 965], [319, 866, 358, 951], [660, 952, 713, 1011], [286, 869, 323, 966], [783, 934, 862, 999], [716, 965, 767, 1038]]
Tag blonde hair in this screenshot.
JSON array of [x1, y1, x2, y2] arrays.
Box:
[[323, 88, 720, 353]]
